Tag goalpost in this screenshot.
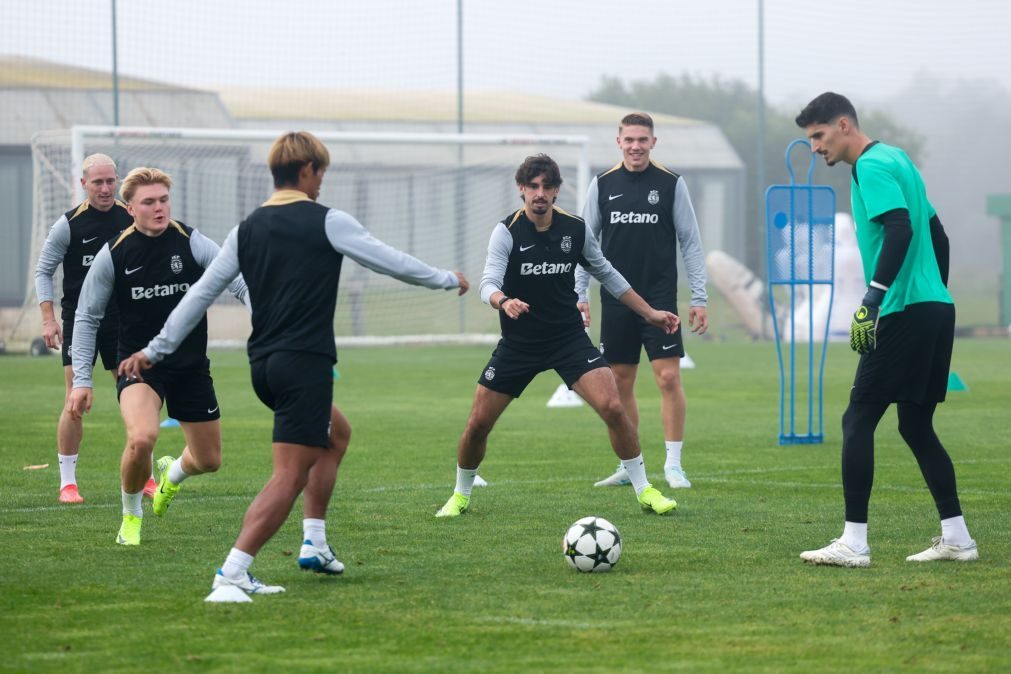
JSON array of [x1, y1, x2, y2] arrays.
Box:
[[11, 125, 590, 349]]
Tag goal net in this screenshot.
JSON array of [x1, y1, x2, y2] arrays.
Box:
[[12, 125, 590, 349]]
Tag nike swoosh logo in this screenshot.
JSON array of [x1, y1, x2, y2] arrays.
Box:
[[662, 343, 679, 350], [587, 356, 601, 363], [519, 244, 536, 252], [82, 236, 98, 244], [608, 194, 623, 201], [125, 266, 143, 275], [207, 407, 218, 414]]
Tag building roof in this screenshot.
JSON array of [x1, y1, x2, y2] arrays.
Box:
[[0, 56, 742, 171], [219, 87, 703, 126], [0, 56, 233, 144], [0, 55, 196, 91], [221, 88, 744, 171]]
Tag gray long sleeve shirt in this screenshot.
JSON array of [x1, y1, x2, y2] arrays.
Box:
[[142, 207, 459, 364], [574, 170, 708, 307]]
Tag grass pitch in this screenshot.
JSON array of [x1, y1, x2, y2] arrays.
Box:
[[1, 340, 1009, 673]]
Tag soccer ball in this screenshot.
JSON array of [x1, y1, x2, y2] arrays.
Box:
[[562, 516, 622, 573]]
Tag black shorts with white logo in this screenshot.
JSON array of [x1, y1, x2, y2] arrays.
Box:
[[251, 351, 333, 448], [117, 358, 220, 422], [478, 331, 609, 398], [851, 301, 955, 405], [62, 315, 118, 370], [599, 299, 684, 364]]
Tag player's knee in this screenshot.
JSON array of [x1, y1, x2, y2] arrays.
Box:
[[841, 406, 861, 445], [270, 466, 311, 493], [329, 420, 351, 455], [897, 415, 931, 449], [464, 414, 495, 443], [192, 451, 222, 474], [597, 397, 627, 428], [125, 432, 157, 457], [655, 368, 682, 394]]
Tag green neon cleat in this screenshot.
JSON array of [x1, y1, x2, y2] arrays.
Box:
[[638, 485, 677, 515], [116, 514, 142, 545], [152, 455, 180, 517], [435, 492, 470, 518]]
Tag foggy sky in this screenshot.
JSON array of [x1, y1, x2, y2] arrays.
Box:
[[4, 0, 1010, 109]]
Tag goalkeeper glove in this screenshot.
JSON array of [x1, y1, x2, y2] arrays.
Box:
[[850, 286, 885, 354]]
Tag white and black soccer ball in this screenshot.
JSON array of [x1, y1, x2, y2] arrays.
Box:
[[562, 516, 622, 573]]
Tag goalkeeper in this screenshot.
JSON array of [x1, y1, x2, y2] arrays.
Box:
[[794, 92, 977, 567]]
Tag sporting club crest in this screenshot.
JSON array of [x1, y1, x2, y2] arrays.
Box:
[[560, 235, 572, 254], [170, 254, 183, 275], [483, 366, 496, 381], [647, 189, 660, 205]]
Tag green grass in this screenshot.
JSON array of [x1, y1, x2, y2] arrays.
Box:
[[1, 340, 1009, 673]]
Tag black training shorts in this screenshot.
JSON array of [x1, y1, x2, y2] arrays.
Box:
[[851, 301, 955, 405], [599, 299, 684, 364], [117, 359, 221, 422], [478, 331, 609, 398], [62, 315, 118, 371], [251, 351, 333, 448]]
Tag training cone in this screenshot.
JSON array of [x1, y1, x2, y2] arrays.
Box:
[[473, 474, 488, 487], [160, 418, 180, 428], [205, 585, 252, 603], [547, 383, 583, 408], [947, 372, 968, 392], [681, 353, 696, 369]]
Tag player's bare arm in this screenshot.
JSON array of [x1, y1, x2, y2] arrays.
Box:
[[454, 272, 470, 295], [40, 301, 63, 349], [617, 288, 679, 334], [65, 387, 93, 421], [688, 306, 709, 334], [118, 352, 154, 380], [490, 290, 529, 320]]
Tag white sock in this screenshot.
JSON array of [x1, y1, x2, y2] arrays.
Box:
[[620, 455, 650, 495], [455, 466, 478, 497], [941, 516, 972, 547], [121, 489, 143, 517], [58, 453, 79, 489], [664, 441, 683, 472], [303, 518, 327, 548], [221, 547, 254, 580], [167, 458, 191, 485], [840, 521, 868, 552]]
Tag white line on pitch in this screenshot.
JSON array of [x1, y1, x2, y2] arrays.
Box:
[[3, 457, 1007, 514]]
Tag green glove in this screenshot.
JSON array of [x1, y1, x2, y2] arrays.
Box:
[[850, 287, 885, 354]]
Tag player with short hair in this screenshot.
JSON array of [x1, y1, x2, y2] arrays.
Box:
[[435, 153, 680, 518], [34, 154, 156, 503], [795, 92, 977, 566], [119, 131, 469, 596], [575, 112, 709, 491], [66, 167, 250, 546]]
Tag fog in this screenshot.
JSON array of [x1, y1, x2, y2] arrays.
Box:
[[4, 0, 1010, 320]]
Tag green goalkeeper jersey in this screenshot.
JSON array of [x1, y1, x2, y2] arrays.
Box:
[[851, 142, 952, 317]]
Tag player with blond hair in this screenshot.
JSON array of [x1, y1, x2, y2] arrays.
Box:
[[67, 167, 249, 546]]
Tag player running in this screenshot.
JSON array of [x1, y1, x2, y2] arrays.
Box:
[[67, 167, 249, 546], [436, 154, 680, 518], [118, 131, 468, 597]]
